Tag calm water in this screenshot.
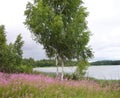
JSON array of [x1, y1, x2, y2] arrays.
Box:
[[33, 65, 120, 80]]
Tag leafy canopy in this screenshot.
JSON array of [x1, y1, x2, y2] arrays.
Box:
[[24, 0, 93, 60]]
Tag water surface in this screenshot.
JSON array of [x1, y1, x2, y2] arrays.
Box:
[[33, 65, 120, 80]]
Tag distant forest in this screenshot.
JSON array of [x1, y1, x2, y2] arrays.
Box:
[[22, 58, 78, 67], [91, 60, 120, 65], [22, 59, 120, 67]]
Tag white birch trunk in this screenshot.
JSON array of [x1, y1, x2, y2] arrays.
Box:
[[61, 58, 64, 80], [55, 54, 59, 77]]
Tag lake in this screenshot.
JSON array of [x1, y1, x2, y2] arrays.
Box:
[[33, 65, 120, 80]]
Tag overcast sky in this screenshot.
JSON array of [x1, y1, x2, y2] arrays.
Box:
[[0, 0, 120, 61]]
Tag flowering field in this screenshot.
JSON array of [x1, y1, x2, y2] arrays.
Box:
[[0, 72, 119, 98]]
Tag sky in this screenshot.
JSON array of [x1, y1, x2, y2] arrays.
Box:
[[0, 0, 120, 61]]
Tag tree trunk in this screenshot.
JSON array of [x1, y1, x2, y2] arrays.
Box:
[[55, 53, 59, 77], [61, 58, 64, 80]]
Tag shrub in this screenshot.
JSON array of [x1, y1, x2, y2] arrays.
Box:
[[15, 65, 33, 73]]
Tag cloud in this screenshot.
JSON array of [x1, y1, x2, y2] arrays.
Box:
[[90, 26, 120, 60], [84, 0, 120, 60], [23, 44, 47, 60]]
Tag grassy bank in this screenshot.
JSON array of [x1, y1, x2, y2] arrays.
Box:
[[0, 72, 119, 98]]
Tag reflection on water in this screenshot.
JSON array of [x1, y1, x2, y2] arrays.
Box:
[[33, 65, 120, 80]]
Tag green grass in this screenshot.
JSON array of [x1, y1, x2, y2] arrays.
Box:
[[0, 72, 120, 98], [0, 83, 119, 98]]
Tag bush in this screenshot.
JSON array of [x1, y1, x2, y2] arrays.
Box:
[[73, 60, 89, 80], [15, 65, 33, 73], [0, 65, 32, 74]]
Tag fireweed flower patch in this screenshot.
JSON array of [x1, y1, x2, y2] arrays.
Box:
[[0, 72, 119, 98]]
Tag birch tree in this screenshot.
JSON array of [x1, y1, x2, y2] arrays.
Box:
[[24, 0, 93, 80]]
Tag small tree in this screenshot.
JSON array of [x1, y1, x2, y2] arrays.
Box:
[[24, 0, 93, 80], [0, 25, 24, 72], [14, 34, 24, 66], [0, 25, 6, 46], [0, 25, 15, 72], [0, 25, 7, 67]]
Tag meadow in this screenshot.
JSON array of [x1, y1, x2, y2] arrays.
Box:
[[0, 72, 120, 98]]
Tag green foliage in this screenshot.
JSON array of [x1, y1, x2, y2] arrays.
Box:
[[23, 59, 56, 67], [0, 25, 25, 73], [35, 59, 55, 67], [14, 34, 24, 65], [15, 65, 32, 73], [0, 25, 6, 46], [24, 0, 93, 59], [22, 58, 35, 66], [24, 0, 93, 78], [74, 60, 89, 79], [0, 25, 7, 66], [91, 60, 120, 65], [22, 58, 77, 67], [0, 44, 17, 73]]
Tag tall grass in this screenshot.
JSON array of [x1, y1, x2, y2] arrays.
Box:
[[0, 72, 119, 98]]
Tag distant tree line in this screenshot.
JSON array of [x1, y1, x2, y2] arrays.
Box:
[[22, 58, 77, 67], [91, 60, 120, 65]]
